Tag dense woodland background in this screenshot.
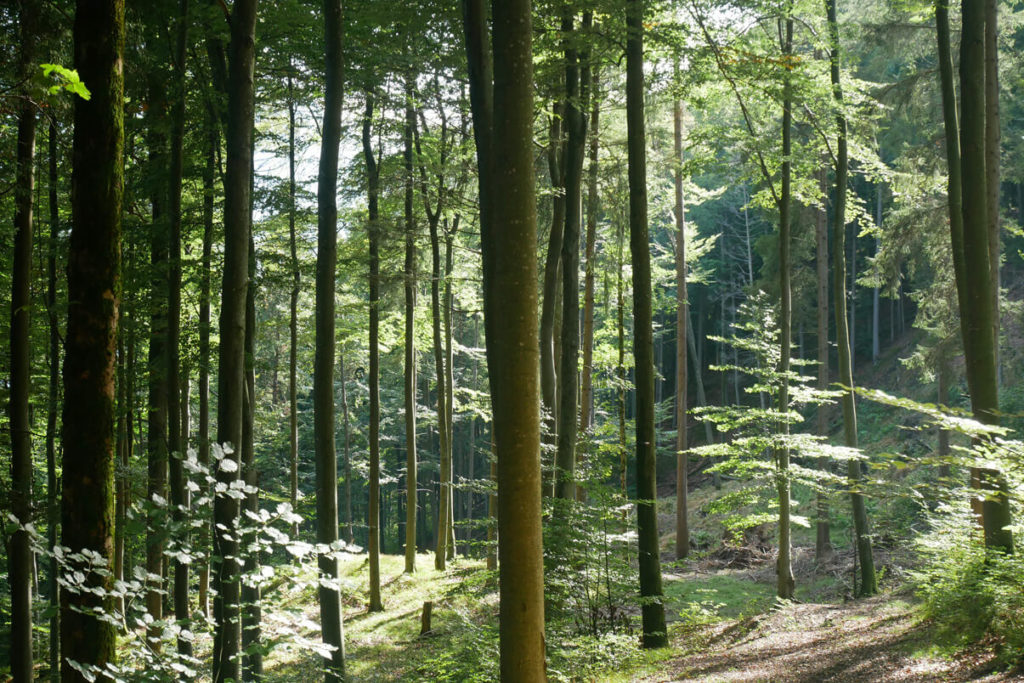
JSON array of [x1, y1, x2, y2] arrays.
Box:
[[1, 0, 1024, 680]]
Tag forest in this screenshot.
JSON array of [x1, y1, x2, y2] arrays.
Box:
[[1, 0, 1023, 680]]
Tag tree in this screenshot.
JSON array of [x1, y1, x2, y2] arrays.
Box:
[[314, 0, 348, 675], [212, 1, 258, 679], [404, 69, 419, 575], [463, 0, 547, 677], [9, 2, 37, 679], [626, 0, 668, 648], [61, 0, 124, 677], [673, 78, 690, 561]]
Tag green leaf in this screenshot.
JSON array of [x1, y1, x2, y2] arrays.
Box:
[[40, 63, 92, 100]]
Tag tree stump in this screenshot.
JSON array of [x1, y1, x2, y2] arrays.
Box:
[[420, 600, 433, 636]]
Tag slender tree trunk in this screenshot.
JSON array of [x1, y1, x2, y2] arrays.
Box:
[[362, 92, 385, 611], [985, 0, 999, 379], [540, 103, 564, 470], [555, 10, 592, 501], [313, 2, 348, 675], [617, 216, 628, 500], [673, 88, 690, 560], [872, 187, 882, 363], [580, 67, 601, 446], [198, 109, 216, 618], [145, 78, 169, 631], [46, 117, 62, 683], [627, 0, 669, 647], [9, 4, 37, 677], [775, 15, 796, 601], [166, 0, 191, 655], [429, 185, 451, 571], [828, 0, 877, 594], [213, 2, 257, 679], [937, 343, 952, 480], [404, 72, 419, 574], [341, 350, 354, 545], [287, 68, 300, 539], [61, 0, 124, 675], [464, 0, 547, 676], [815, 164, 832, 561], [444, 228, 457, 559], [241, 234, 263, 680]]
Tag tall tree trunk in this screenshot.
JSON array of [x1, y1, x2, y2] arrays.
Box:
[[314, 1, 349, 676], [9, 3, 37, 677], [617, 216, 628, 500], [464, 0, 547, 676], [775, 15, 796, 601], [540, 103, 564, 471], [166, 0, 191, 655], [815, 164, 832, 561], [198, 108, 216, 618], [580, 67, 601, 447], [956, 0, 1013, 552], [287, 67, 301, 539], [341, 349, 354, 544], [444, 226, 457, 559], [626, 0, 669, 647], [555, 9, 592, 501], [61, 0, 124, 675], [213, 1, 257, 679], [429, 176, 451, 571], [362, 92, 385, 611], [872, 186, 882, 363], [404, 71, 419, 574], [241, 234, 263, 680], [46, 117, 62, 683], [145, 78, 169, 631], [673, 87, 690, 561], [985, 0, 999, 379], [828, 0, 877, 595]]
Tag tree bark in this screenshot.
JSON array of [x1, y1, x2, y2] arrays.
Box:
[[313, 1, 348, 675], [287, 67, 301, 540], [62, 0, 124, 675], [362, 92, 385, 611], [9, 3, 37, 677], [776, 15, 796, 601], [673, 87, 690, 561], [828, 0, 877, 594], [47, 117, 63, 683], [540, 103, 564, 471], [404, 71, 419, 574], [626, 0, 669, 647], [464, 0, 547, 676], [198, 107, 216, 619], [580, 67, 601, 445], [212, 1, 257, 679], [985, 0, 999, 377], [815, 163, 832, 561]]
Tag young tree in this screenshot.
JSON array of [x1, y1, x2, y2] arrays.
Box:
[[9, 3, 37, 678], [314, 0, 348, 675], [404, 70, 419, 575], [61, 0, 124, 677], [212, 1, 258, 680], [626, 0, 668, 647]]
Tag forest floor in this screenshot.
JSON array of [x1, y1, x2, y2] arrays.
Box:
[[633, 591, 1016, 682]]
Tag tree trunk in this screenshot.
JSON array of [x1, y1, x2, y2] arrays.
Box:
[[828, 0, 877, 594], [580, 67, 601, 448], [444, 227, 457, 559], [312, 2, 348, 676], [956, 0, 1013, 552], [985, 0, 1000, 379], [61, 0, 123, 675], [9, 3, 37, 677], [213, 2, 257, 679], [341, 349, 354, 545], [555, 10, 592, 501], [776, 15, 796, 602], [872, 186, 882, 363], [464, 0, 547, 676], [362, 92, 385, 611], [815, 164, 832, 561], [404, 72, 419, 575], [166, 0, 191, 655], [46, 117, 62, 683], [673, 88, 690, 561], [429, 178, 451, 571], [540, 103, 564, 472], [198, 107, 216, 619], [288, 67, 301, 540], [626, 0, 669, 647]]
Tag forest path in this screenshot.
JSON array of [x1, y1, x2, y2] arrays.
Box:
[[641, 595, 1015, 682]]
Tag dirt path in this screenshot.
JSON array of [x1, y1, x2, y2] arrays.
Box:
[[645, 596, 1017, 682]]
